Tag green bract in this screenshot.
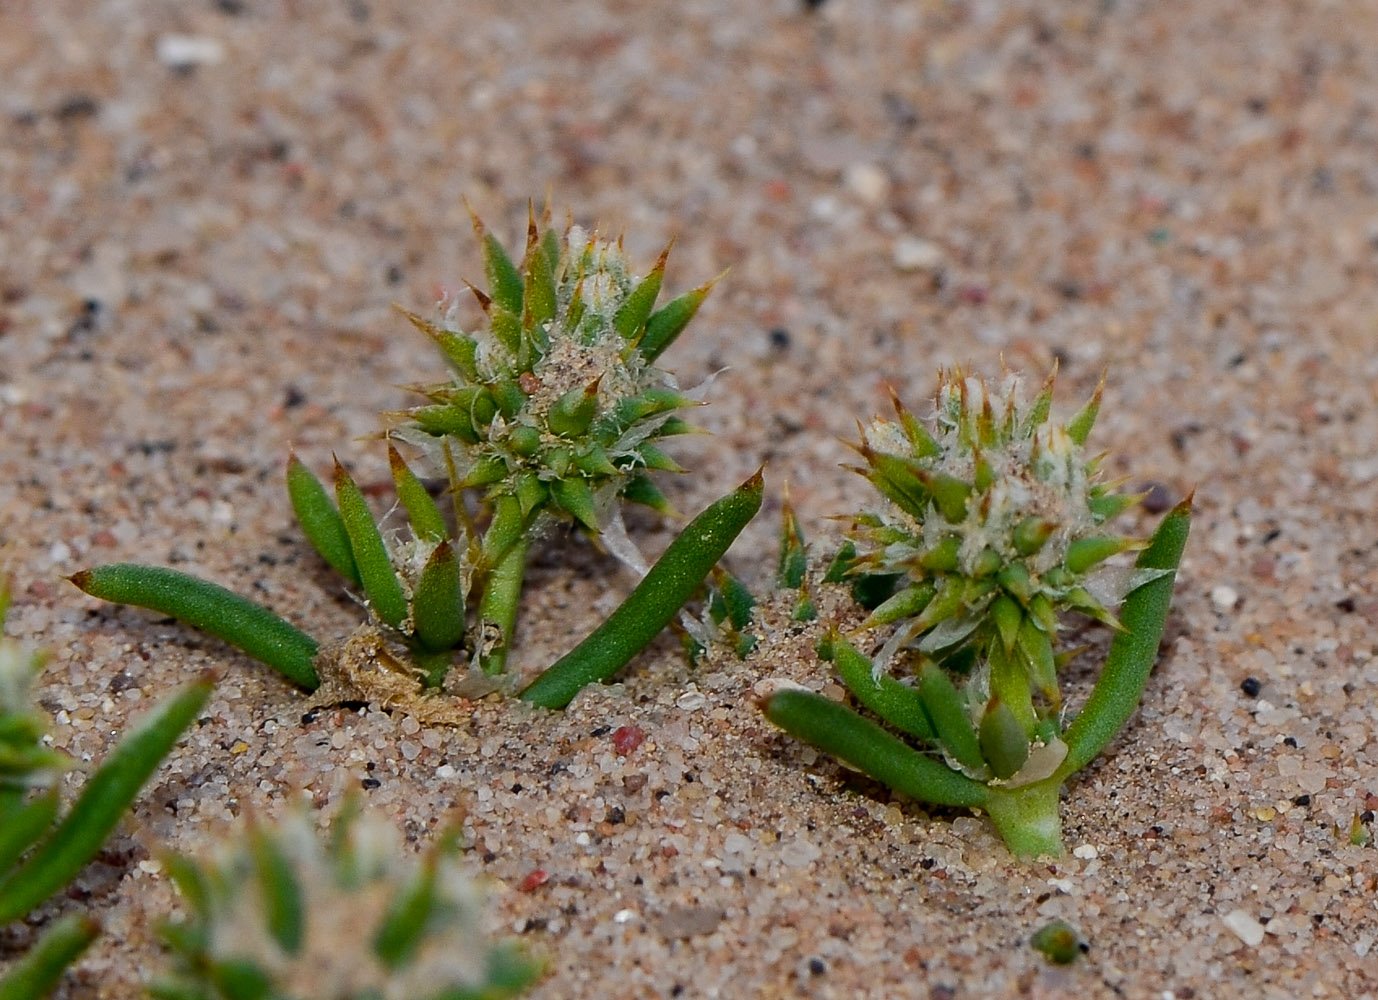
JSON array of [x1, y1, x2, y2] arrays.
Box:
[[151, 804, 540, 1000], [761, 370, 1191, 857]]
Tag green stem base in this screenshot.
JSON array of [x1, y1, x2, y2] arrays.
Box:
[[982, 779, 1064, 858]]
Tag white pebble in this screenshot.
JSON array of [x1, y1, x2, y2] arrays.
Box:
[[613, 908, 636, 924], [1072, 844, 1099, 860], [1222, 908, 1266, 946], [843, 162, 889, 207], [892, 237, 943, 272], [779, 837, 821, 868], [157, 34, 225, 68], [676, 689, 707, 711], [1211, 584, 1240, 611]]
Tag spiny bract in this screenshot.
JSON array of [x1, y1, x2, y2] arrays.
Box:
[[843, 369, 1146, 780], [398, 208, 716, 567], [152, 804, 539, 1000]]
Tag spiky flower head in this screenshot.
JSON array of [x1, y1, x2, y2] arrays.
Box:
[[398, 207, 716, 565], [0, 588, 68, 791], [843, 369, 1147, 780], [153, 803, 540, 1000]]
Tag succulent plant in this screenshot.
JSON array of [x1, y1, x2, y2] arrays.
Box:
[[761, 370, 1191, 857], [151, 803, 540, 1000], [1, 585, 210, 1000], [69, 207, 760, 713], [679, 493, 816, 664], [396, 206, 718, 674]]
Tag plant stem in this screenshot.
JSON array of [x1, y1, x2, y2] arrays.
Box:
[[476, 536, 529, 676], [521, 471, 763, 709], [982, 779, 1064, 858]]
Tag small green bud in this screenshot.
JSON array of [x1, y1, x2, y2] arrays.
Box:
[[1031, 920, 1085, 964]]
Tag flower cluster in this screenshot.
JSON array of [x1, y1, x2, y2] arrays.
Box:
[[153, 804, 539, 1000], [841, 370, 1144, 780], [399, 210, 716, 569]]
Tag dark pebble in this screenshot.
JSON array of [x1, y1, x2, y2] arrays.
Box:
[[1240, 676, 1262, 698]]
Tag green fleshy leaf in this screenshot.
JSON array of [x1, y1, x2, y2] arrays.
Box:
[[777, 498, 808, 590], [522, 216, 557, 329], [1012, 516, 1056, 557], [521, 471, 762, 709], [1058, 498, 1192, 777], [862, 582, 936, 630], [761, 689, 988, 808], [831, 636, 934, 742], [68, 566, 320, 689], [918, 535, 961, 572], [979, 699, 1030, 780], [512, 473, 548, 520], [1088, 488, 1141, 522], [412, 542, 465, 654], [638, 274, 718, 363], [388, 446, 448, 542], [620, 474, 673, 515], [918, 469, 971, 524], [460, 453, 509, 489], [489, 308, 523, 357], [0, 912, 99, 1000], [550, 477, 599, 532], [373, 858, 439, 968], [396, 306, 479, 381], [990, 594, 1023, 653], [0, 678, 212, 923], [1064, 535, 1136, 574], [863, 451, 931, 520], [334, 462, 408, 630], [476, 222, 524, 317], [286, 455, 360, 585], [489, 378, 527, 421], [0, 787, 59, 875], [410, 402, 479, 444], [989, 642, 1037, 733], [548, 380, 600, 438], [712, 568, 755, 631], [614, 245, 667, 340], [250, 825, 304, 955], [635, 442, 684, 473], [917, 661, 985, 773], [822, 540, 857, 583], [1066, 378, 1103, 446], [573, 446, 619, 478]]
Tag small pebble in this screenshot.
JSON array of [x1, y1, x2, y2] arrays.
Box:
[[156, 34, 226, 68], [1211, 584, 1239, 611], [676, 690, 707, 711], [1222, 909, 1266, 947], [612, 725, 645, 756], [1240, 676, 1262, 698], [843, 162, 889, 207], [892, 237, 943, 272]]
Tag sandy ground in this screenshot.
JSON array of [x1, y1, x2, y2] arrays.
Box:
[[3, 0, 1378, 997]]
